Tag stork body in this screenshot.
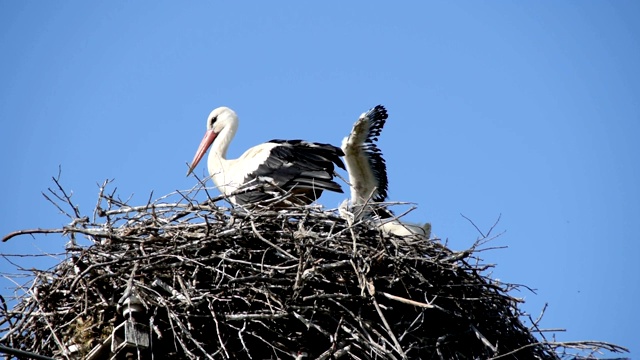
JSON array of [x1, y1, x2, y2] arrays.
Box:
[[341, 105, 428, 238], [188, 107, 345, 205]]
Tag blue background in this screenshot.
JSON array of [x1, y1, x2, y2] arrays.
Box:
[[1, 2, 638, 357]]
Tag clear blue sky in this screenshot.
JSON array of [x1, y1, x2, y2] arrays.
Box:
[[1, 2, 638, 357]]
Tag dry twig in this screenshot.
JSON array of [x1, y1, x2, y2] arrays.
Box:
[[0, 179, 629, 359]]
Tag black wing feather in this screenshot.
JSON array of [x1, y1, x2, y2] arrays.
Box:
[[362, 105, 389, 202], [234, 140, 344, 204]]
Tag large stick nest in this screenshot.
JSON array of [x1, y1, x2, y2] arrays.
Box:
[[0, 178, 628, 359]]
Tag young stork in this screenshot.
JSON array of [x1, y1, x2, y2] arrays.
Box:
[[341, 105, 428, 237], [187, 107, 345, 205]]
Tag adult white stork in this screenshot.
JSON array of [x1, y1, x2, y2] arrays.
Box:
[[341, 105, 428, 237], [187, 106, 346, 205]]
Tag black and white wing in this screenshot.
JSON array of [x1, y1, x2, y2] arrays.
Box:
[[341, 105, 389, 205], [234, 140, 345, 204]]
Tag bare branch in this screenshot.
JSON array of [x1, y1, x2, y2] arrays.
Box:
[[0, 178, 627, 359]]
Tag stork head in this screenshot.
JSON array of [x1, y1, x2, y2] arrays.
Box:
[[186, 106, 239, 176], [206, 106, 237, 133]]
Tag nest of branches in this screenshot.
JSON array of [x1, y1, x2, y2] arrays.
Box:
[[0, 178, 628, 360]]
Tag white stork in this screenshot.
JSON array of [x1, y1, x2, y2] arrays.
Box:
[[341, 105, 428, 237], [187, 106, 345, 205]]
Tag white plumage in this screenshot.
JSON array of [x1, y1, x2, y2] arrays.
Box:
[[187, 107, 345, 205]]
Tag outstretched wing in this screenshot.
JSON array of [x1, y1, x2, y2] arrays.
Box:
[[341, 105, 389, 205]]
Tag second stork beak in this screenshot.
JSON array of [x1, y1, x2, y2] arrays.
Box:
[[186, 130, 218, 176]]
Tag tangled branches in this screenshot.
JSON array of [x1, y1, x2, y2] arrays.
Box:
[[0, 178, 628, 359]]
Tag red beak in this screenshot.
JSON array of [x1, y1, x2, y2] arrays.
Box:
[[186, 130, 217, 176]]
